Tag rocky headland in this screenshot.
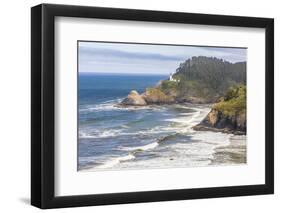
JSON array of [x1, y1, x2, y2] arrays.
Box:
[[193, 85, 246, 135], [193, 108, 246, 135], [119, 56, 247, 135]]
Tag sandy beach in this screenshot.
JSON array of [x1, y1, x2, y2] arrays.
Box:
[[211, 135, 246, 165]]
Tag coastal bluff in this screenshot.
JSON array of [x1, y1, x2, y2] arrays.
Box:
[[120, 56, 247, 135], [120, 85, 246, 135], [193, 108, 246, 135], [193, 85, 246, 135]]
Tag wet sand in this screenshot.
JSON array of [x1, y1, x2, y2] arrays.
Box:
[[211, 135, 246, 165]]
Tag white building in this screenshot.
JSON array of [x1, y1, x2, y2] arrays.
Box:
[[169, 72, 180, 82]]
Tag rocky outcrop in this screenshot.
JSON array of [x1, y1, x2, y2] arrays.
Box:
[[193, 85, 246, 135], [143, 88, 175, 104], [193, 108, 246, 135], [120, 88, 176, 106], [120, 56, 246, 108], [121, 90, 147, 106]]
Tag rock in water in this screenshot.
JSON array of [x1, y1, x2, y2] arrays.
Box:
[[121, 90, 147, 106]]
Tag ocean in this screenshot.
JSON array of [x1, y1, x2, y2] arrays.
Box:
[[78, 73, 246, 171]]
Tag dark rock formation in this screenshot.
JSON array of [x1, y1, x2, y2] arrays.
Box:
[[193, 108, 246, 135], [193, 85, 246, 135]]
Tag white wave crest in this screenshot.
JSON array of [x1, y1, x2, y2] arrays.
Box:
[[165, 107, 210, 134], [191, 131, 232, 146], [79, 103, 118, 112], [80, 99, 166, 113], [94, 154, 135, 169], [80, 124, 178, 140], [122, 142, 159, 152], [79, 129, 122, 139]]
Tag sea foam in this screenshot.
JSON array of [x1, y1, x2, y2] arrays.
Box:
[[94, 154, 136, 169], [122, 142, 159, 152], [79, 129, 123, 139]]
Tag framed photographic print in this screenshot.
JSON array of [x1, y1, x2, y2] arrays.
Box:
[[31, 3, 274, 209]]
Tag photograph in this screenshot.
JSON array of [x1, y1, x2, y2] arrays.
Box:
[[78, 41, 247, 171], [30, 3, 274, 209]]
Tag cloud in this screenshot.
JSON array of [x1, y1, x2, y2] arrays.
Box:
[[78, 42, 247, 74], [80, 46, 185, 61]]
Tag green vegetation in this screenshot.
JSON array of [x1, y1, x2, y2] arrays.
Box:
[[213, 85, 246, 116], [144, 56, 247, 133], [160, 80, 178, 92], [158, 56, 246, 102], [193, 85, 246, 134]]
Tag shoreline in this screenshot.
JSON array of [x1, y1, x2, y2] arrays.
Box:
[[211, 134, 247, 165], [79, 102, 246, 171], [79, 133, 247, 172], [117, 101, 246, 136], [192, 124, 246, 135]]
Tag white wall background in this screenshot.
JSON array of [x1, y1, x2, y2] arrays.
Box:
[[0, 0, 279, 212]]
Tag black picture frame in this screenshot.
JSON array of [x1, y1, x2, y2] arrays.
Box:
[[31, 3, 274, 209]]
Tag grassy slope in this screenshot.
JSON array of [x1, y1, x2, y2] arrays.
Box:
[[213, 85, 246, 117], [193, 85, 246, 134]]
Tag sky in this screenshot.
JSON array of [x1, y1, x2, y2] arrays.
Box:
[[78, 41, 247, 75]]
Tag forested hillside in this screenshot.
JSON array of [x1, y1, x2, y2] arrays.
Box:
[[162, 56, 246, 102]]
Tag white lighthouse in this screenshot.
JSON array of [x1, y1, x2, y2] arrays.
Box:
[[169, 72, 179, 82]]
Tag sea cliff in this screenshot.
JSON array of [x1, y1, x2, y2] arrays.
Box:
[[193, 85, 246, 135], [119, 56, 247, 134], [193, 108, 246, 135]]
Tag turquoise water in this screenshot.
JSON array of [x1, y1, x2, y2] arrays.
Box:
[[78, 73, 242, 171]]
